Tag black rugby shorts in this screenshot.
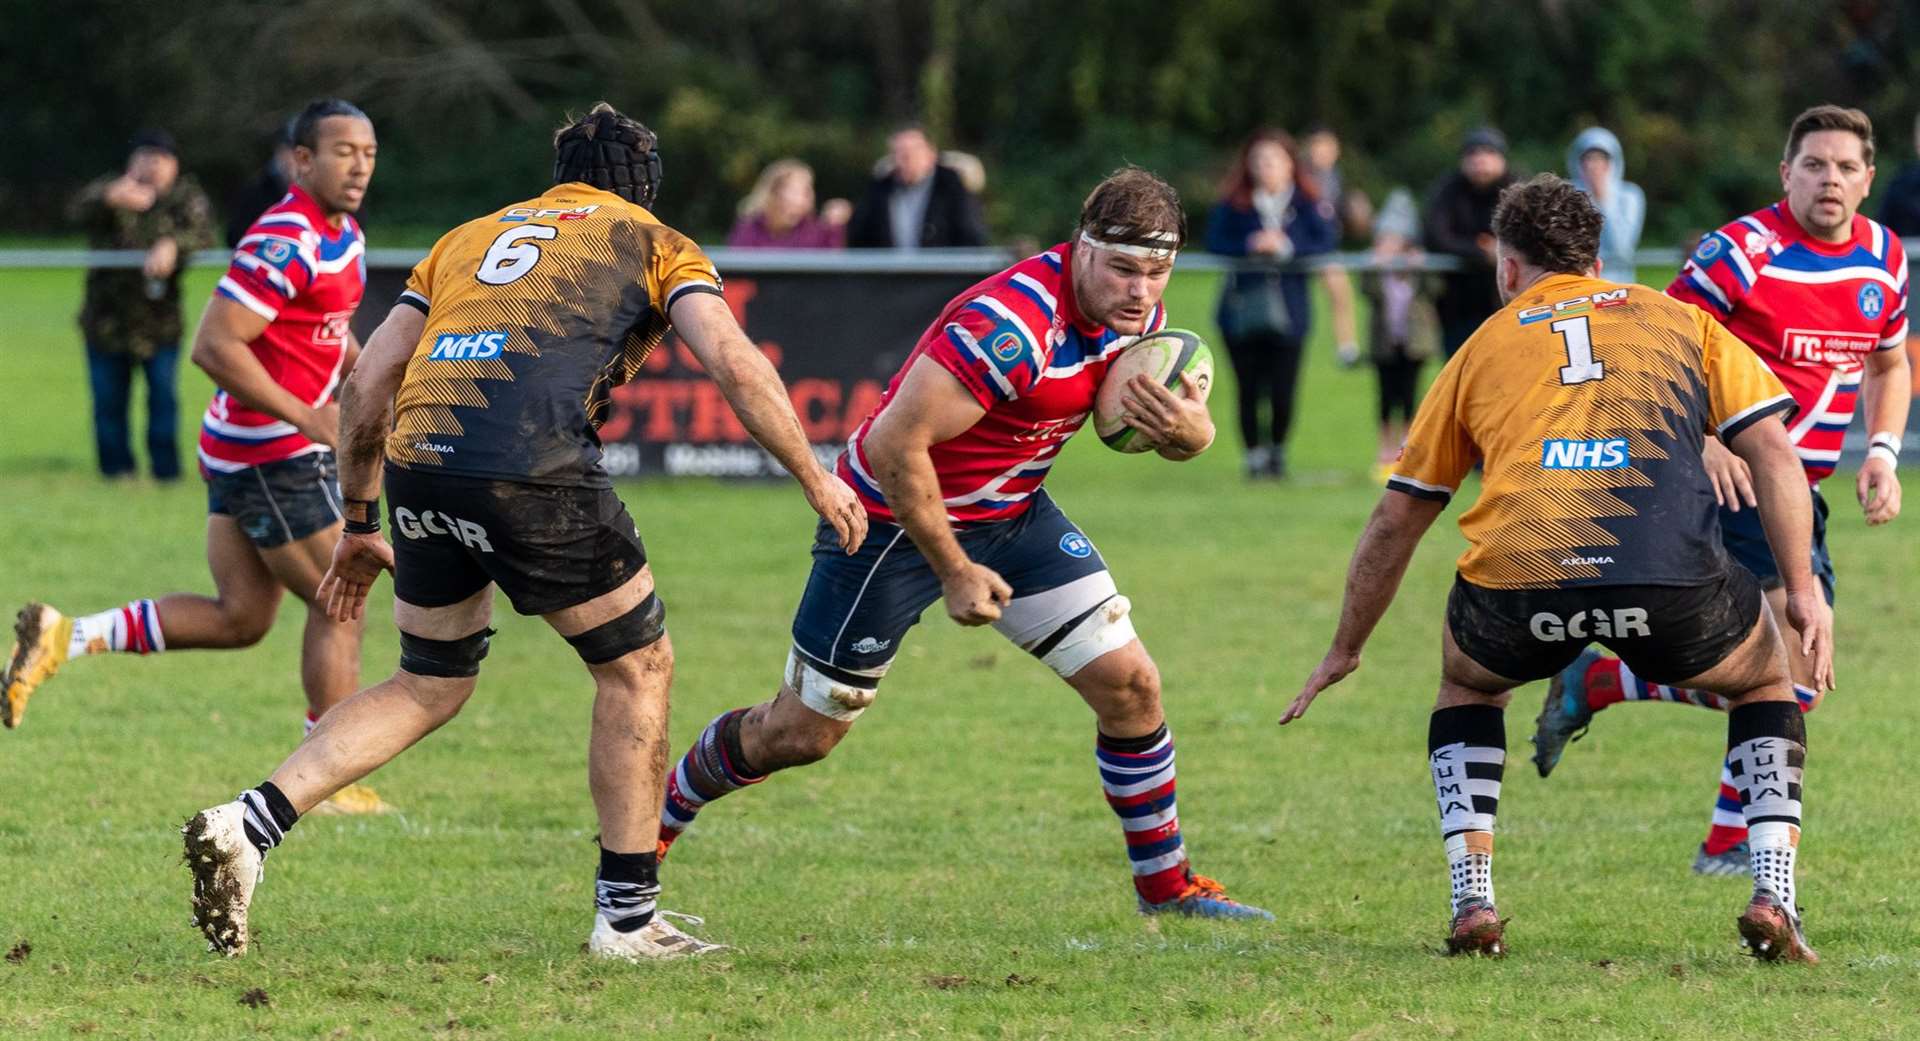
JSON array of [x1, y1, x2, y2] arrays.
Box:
[[1445, 565, 1765, 686], [385, 464, 646, 616]]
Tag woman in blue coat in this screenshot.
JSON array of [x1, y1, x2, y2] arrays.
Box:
[[1206, 130, 1338, 478]]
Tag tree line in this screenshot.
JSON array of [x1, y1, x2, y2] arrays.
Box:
[[5, 0, 1915, 247]]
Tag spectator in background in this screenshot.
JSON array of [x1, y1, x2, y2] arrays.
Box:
[[224, 121, 295, 248], [69, 129, 215, 481], [1888, 121, 1920, 397], [846, 125, 988, 248], [1876, 112, 1920, 237], [1360, 189, 1438, 481], [728, 158, 851, 249], [1304, 126, 1364, 367], [1207, 129, 1337, 479], [1425, 127, 1515, 357], [1567, 126, 1645, 283]]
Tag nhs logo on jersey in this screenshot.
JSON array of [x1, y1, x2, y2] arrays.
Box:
[[428, 331, 507, 361], [1541, 438, 1629, 469]]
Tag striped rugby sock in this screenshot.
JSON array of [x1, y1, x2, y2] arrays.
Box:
[[1430, 705, 1504, 915], [1701, 685, 1818, 855], [1097, 724, 1187, 905], [237, 781, 298, 854], [596, 847, 660, 932], [1586, 657, 1728, 711], [658, 709, 765, 855], [67, 600, 166, 657], [1727, 700, 1807, 915]]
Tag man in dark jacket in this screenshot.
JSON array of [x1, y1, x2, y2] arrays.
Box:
[[1876, 113, 1920, 237], [70, 129, 216, 480], [846, 125, 988, 248], [224, 123, 295, 248], [1425, 127, 1516, 357]]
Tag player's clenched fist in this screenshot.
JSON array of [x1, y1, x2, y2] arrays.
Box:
[[940, 562, 1012, 626], [803, 472, 869, 553]]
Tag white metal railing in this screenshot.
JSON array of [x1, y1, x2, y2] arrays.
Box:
[[0, 245, 1705, 274]]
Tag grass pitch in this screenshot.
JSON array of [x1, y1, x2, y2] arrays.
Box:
[[1, 266, 1917, 1040]]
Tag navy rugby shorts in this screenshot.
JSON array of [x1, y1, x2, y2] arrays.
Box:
[[790, 489, 1119, 681], [205, 453, 343, 549], [1718, 486, 1834, 606]]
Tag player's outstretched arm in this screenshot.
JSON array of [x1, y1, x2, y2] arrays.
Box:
[[1856, 344, 1909, 526], [190, 296, 339, 446], [670, 291, 867, 552], [1728, 417, 1835, 690], [864, 358, 1012, 626], [315, 305, 421, 622], [1280, 491, 1445, 725]]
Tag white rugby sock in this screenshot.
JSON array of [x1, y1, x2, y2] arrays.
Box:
[[67, 600, 165, 656], [1445, 832, 1495, 915], [1749, 823, 1799, 916], [1430, 705, 1505, 916], [1728, 701, 1806, 917]]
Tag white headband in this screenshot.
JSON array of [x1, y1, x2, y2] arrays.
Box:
[[1079, 226, 1179, 260]]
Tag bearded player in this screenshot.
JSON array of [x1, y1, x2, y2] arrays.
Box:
[[1284, 174, 1832, 960], [1532, 106, 1910, 875], [651, 167, 1270, 921], [5, 100, 390, 811]]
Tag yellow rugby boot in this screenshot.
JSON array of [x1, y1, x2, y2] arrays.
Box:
[[4, 603, 74, 728], [309, 782, 394, 816]]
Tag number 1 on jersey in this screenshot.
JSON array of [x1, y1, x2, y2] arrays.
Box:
[[1552, 315, 1605, 385], [478, 224, 558, 285]]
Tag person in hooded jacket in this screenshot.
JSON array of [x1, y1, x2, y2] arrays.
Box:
[[1568, 127, 1646, 284]]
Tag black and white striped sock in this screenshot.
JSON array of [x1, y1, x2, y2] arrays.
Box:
[[1429, 705, 1505, 915], [1728, 700, 1806, 915], [237, 781, 299, 854], [597, 846, 660, 933]]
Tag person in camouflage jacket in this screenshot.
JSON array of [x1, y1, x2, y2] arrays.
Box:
[[70, 129, 215, 480]]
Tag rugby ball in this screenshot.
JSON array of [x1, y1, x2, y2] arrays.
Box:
[[1093, 329, 1215, 453]]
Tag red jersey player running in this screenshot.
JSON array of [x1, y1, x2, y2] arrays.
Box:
[[5, 100, 390, 811], [1532, 106, 1911, 874], [651, 168, 1270, 921]]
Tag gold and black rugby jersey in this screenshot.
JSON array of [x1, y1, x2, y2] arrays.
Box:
[[387, 183, 722, 485], [1389, 274, 1795, 589]]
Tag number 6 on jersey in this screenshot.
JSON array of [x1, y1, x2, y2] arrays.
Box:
[[478, 224, 558, 285]]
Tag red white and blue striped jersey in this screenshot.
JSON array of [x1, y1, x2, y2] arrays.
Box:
[[838, 243, 1166, 526], [199, 185, 366, 473], [1667, 201, 1907, 482]]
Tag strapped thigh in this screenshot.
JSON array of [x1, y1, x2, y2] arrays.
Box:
[[994, 571, 1136, 678]]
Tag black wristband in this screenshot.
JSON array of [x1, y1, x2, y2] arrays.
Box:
[[342, 497, 380, 534]]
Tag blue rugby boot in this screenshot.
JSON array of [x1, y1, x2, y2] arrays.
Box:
[[1530, 648, 1606, 777], [1139, 871, 1275, 921], [1693, 840, 1752, 877]]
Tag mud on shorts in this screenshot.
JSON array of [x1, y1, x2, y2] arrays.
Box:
[[384, 463, 647, 616], [788, 489, 1132, 701], [1445, 565, 1766, 687], [205, 452, 344, 549]]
